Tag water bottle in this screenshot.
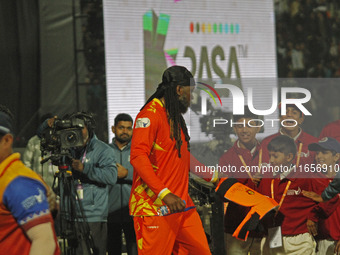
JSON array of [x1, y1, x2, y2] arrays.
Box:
[[157, 200, 186, 216], [76, 180, 83, 200]]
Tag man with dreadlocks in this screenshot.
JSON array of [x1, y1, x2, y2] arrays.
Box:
[[129, 66, 212, 254]]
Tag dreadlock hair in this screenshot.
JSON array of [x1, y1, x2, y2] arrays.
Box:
[[141, 66, 194, 157]]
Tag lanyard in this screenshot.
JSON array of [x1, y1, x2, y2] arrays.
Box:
[[271, 179, 291, 216], [238, 149, 262, 180], [295, 142, 303, 168], [81, 149, 87, 164]]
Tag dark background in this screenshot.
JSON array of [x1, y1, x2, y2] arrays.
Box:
[[1, 0, 340, 146]]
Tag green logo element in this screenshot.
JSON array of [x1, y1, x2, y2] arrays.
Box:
[[143, 10, 177, 100]]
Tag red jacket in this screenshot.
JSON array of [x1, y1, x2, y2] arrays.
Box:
[[319, 120, 340, 142], [219, 140, 263, 236], [261, 130, 318, 167]]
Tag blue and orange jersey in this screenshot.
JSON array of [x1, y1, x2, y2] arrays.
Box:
[[129, 98, 195, 216], [0, 153, 59, 255]]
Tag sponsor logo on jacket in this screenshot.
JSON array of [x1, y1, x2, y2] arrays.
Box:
[[287, 187, 301, 196]]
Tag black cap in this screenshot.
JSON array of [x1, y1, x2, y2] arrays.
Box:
[[0, 112, 14, 135], [308, 137, 340, 153], [161, 66, 195, 87]]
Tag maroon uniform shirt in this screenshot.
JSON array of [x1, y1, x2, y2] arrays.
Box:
[[219, 140, 263, 236], [259, 171, 338, 236], [309, 177, 340, 241]]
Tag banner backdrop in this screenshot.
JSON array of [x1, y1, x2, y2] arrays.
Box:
[[103, 0, 277, 142]]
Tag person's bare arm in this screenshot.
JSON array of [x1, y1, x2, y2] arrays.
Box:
[[302, 190, 324, 202], [335, 240, 340, 255], [26, 222, 56, 255], [306, 219, 318, 236]]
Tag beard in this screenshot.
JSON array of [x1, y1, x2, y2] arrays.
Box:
[[178, 95, 190, 114], [115, 135, 131, 144]]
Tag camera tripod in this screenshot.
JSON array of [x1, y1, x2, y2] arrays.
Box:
[[51, 155, 95, 255]]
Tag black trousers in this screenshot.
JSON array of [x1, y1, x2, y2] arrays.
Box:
[[107, 219, 137, 255]]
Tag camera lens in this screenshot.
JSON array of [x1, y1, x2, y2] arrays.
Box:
[[58, 128, 83, 149], [66, 132, 77, 144]]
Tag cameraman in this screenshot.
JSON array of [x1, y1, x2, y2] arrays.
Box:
[[43, 112, 118, 255], [23, 113, 58, 188]]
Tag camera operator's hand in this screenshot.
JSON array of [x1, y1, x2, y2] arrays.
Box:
[[72, 159, 84, 172], [117, 163, 128, 179], [47, 116, 57, 127]]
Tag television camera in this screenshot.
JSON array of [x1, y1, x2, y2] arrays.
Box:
[[40, 116, 86, 166], [40, 115, 95, 254]]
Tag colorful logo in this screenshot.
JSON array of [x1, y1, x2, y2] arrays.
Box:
[[246, 189, 255, 195], [190, 22, 240, 34], [135, 118, 151, 128], [197, 82, 222, 106]]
